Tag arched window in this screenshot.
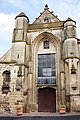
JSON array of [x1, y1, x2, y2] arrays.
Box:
[[2, 70, 11, 94], [2, 70, 11, 82]]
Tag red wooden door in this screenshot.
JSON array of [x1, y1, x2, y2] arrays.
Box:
[[38, 87, 56, 112]]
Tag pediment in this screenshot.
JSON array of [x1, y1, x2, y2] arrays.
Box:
[[33, 4, 60, 24]]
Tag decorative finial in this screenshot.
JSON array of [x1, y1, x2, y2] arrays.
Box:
[[44, 4, 49, 10]]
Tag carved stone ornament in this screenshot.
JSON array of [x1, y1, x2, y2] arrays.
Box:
[[71, 64, 76, 74]]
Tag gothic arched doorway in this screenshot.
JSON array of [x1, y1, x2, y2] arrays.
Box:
[[38, 87, 56, 112]]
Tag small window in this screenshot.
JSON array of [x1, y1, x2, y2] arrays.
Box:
[[44, 17, 49, 23], [43, 40, 49, 49], [14, 69, 16, 73], [17, 54, 19, 59]]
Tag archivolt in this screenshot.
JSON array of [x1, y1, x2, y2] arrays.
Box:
[[32, 32, 60, 50]]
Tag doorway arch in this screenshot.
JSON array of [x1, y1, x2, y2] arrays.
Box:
[[32, 32, 60, 112]]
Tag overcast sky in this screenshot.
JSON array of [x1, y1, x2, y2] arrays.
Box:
[[0, 0, 80, 57]]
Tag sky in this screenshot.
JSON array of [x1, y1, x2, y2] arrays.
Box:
[[0, 0, 80, 57]]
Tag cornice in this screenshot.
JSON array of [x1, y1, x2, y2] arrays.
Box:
[[28, 21, 64, 30]]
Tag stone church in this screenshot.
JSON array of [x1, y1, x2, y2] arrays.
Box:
[[0, 4, 80, 113]]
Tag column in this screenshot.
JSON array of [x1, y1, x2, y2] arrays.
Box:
[[60, 71, 65, 105]]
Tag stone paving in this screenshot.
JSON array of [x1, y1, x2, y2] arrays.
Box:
[[0, 114, 80, 120], [0, 112, 80, 120]]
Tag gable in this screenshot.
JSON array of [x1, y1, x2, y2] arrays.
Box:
[[33, 4, 60, 24], [0, 48, 12, 62]]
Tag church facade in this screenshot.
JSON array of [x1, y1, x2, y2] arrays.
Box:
[[0, 5, 80, 113]]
